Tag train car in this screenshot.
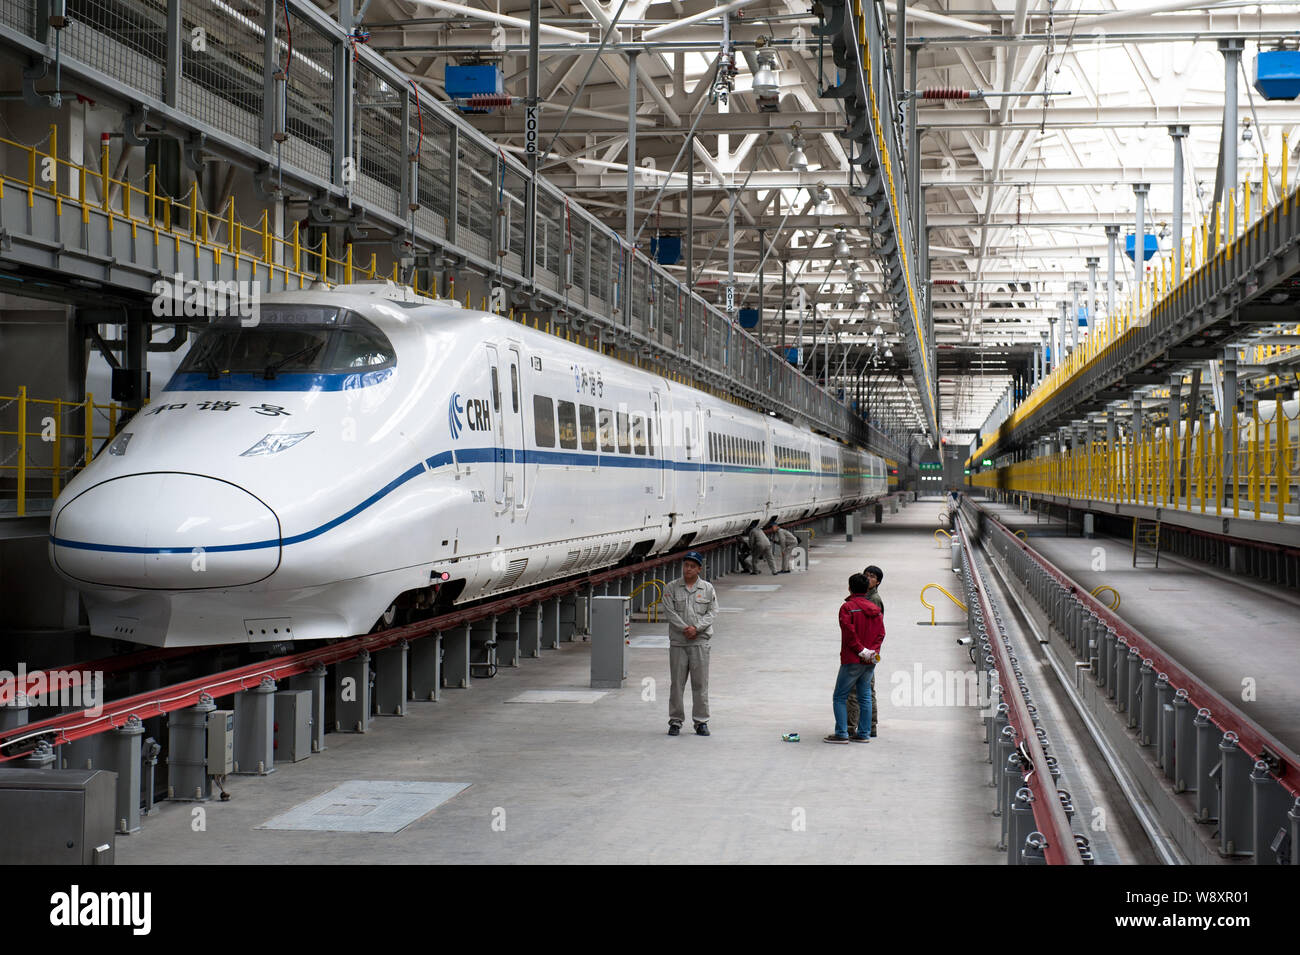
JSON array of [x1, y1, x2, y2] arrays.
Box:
[[48, 283, 887, 647]]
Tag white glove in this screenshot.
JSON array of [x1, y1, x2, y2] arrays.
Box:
[[858, 649, 871, 661]]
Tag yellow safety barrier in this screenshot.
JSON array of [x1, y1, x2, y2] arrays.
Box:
[[1, 387, 122, 516], [920, 583, 968, 626], [969, 128, 1299, 474], [1090, 585, 1121, 611], [629, 579, 666, 623], [933, 528, 952, 546], [970, 398, 1298, 522]]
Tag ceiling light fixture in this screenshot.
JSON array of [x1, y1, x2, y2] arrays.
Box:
[[752, 49, 779, 99]]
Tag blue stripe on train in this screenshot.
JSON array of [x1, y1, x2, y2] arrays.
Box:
[[51, 446, 864, 555]]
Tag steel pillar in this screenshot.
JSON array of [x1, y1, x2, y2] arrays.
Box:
[[409, 634, 442, 701], [1105, 224, 1119, 317], [1133, 183, 1150, 300], [1168, 125, 1189, 278], [336, 652, 372, 731], [374, 640, 409, 715], [234, 676, 277, 773]]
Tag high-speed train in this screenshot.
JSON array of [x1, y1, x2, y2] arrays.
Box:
[[49, 283, 888, 647]]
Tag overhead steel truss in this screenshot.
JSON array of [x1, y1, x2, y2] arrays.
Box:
[[0, 0, 911, 461]]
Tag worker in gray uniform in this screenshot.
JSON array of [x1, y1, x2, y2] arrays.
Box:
[[747, 523, 779, 575], [661, 551, 718, 736], [765, 520, 799, 573]]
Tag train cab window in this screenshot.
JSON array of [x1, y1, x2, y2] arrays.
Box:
[[175, 309, 395, 382], [632, 415, 646, 455], [533, 395, 555, 447], [617, 412, 632, 454], [579, 405, 597, 451], [490, 367, 501, 412], [598, 409, 615, 452], [557, 401, 578, 450], [509, 364, 520, 413]]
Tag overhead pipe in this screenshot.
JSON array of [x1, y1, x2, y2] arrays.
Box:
[[407, 0, 588, 42], [642, 0, 755, 41]]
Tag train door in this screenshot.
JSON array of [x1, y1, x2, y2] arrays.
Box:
[[505, 343, 526, 511], [485, 344, 506, 505], [696, 402, 707, 501], [651, 390, 665, 502]]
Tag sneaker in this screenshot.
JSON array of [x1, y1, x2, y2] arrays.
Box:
[[823, 734, 850, 744], [668, 723, 680, 736], [694, 722, 710, 736], [851, 735, 871, 743]]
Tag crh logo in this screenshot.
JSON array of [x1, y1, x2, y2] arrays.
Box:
[[448, 392, 464, 439], [49, 886, 151, 935]]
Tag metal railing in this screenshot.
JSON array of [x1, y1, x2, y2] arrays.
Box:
[[0, 0, 896, 453], [970, 400, 1298, 521], [971, 133, 1297, 464], [0, 387, 122, 516]]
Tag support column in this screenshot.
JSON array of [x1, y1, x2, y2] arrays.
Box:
[[496, 608, 521, 667], [103, 715, 144, 834], [470, 615, 498, 675], [1167, 374, 1183, 506], [443, 623, 471, 688], [1218, 39, 1244, 231], [519, 603, 542, 657], [542, 595, 562, 649], [233, 676, 276, 774], [373, 640, 409, 716], [1105, 224, 1119, 318], [1085, 258, 1099, 335], [626, 49, 639, 250], [1133, 183, 1150, 302], [409, 634, 442, 701], [336, 653, 371, 732], [1069, 282, 1081, 352], [1046, 318, 1057, 374], [1223, 349, 1238, 503], [1168, 125, 1189, 279], [167, 696, 215, 801]]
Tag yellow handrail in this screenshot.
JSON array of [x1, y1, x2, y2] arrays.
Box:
[[1090, 585, 1121, 611], [1, 389, 121, 516], [933, 528, 952, 546], [919, 583, 967, 626], [628, 578, 666, 622]]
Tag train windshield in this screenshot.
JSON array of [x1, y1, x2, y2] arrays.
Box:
[[177, 307, 395, 381]]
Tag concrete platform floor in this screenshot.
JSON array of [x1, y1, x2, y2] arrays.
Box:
[[982, 501, 1300, 756], [118, 500, 1001, 865]]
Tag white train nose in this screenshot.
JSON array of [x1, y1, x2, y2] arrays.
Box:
[[51, 473, 281, 589]]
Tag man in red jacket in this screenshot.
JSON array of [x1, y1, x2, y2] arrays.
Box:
[[825, 573, 885, 743]]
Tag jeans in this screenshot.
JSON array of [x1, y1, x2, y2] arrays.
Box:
[[832, 662, 875, 738]]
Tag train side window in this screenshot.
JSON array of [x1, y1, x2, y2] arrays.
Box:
[[579, 405, 597, 451], [647, 419, 654, 456], [509, 364, 520, 413], [632, 414, 646, 455], [684, 426, 691, 460], [533, 395, 555, 447], [490, 367, 501, 413], [557, 400, 578, 450], [617, 412, 632, 454], [598, 408, 615, 452]]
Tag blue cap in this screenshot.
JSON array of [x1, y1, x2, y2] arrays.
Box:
[[683, 551, 705, 566]]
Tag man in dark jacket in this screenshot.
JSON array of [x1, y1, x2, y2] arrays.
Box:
[[826, 573, 885, 743], [847, 564, 885, 737]]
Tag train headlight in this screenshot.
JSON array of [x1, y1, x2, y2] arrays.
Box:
[[107, 432, 133, 456], [240, 432, 314, 457]]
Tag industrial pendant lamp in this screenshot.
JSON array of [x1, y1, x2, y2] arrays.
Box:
[[752, 50, 779, 99], [833, 231, 851, 259]]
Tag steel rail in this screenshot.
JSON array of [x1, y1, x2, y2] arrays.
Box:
[[955, 509, 1084, 865], [966, 496, 1300, 799]]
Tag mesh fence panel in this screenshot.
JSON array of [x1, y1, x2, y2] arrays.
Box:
[[180, 0, 262, 147], [457, 135, 495, 261], [0, 0, 37, 36], [413, 106, 452, 238], [570, 214, 588, 306], [534, 185, 563, 284], [353, 61, 401, 212], [281, 13, 333, 182], [65, 0, 166, 99]]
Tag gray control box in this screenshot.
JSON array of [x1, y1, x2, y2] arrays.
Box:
[[0, 769, 116, 864], [207, 709, 234, 775], [590, 595, 630, 688]]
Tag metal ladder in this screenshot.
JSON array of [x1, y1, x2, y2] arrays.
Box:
[[1131, 517, 1162, 568]]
